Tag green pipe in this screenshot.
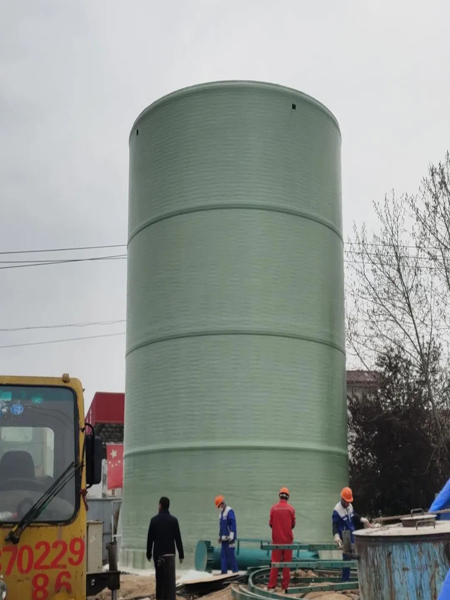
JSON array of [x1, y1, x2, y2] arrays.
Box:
[[261, 543, 336, 551], [273, 560, 358, 569], [195, 540, 319, 572]]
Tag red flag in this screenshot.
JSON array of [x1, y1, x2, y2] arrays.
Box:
[[106, 444, 124, 490]]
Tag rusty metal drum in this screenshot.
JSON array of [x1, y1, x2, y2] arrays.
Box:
[[354, 515, 450, 600]]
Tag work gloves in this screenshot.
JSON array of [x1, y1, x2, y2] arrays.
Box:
[[219, 533, 235, 543], [334, 533, 343, 549], [361, 517, 372, 528]]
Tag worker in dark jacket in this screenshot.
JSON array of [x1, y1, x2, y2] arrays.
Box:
[[147, 497, 184, 600]]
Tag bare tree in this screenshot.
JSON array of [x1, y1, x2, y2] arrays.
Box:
[[410, 152, 450, 321], [346, 192, 447, 445]]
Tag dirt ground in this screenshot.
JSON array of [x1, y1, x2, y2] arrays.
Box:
[[92, 575, 358, 600], [93, 575, 234, 600], [201, 588, 234, 600], [94, 574, 155, 600]]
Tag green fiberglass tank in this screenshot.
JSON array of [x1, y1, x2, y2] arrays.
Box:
[[122, 81, 346, 569]]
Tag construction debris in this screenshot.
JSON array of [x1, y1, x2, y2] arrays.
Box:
[[91, 571, 360, 600], [92, 573, 243, 600], [177, 572, 243, 596], [293, 569, 318, 578]]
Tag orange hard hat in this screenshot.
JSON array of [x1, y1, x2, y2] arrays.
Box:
[[215, 495, 225, 508], [279, 487, 290, 496], [341, 487, 353, 503]]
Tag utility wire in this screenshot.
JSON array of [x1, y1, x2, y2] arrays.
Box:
[[0, 332, 126, 349], [344, 259, 442, 271], [0, 257, 126, 264], [0, 254, 446, 273], [345, 240, 450, 252], [0, 250, 445, 271], [0, 254, 126, 270], [0, 238, 447, 271], [0, 319, 126, 333], [0, 243, 126, 256], [1, 240, 449, 256]]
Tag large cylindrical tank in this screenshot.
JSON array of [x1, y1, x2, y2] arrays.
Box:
[[122, 81, 346, 569], [355, 516, 450, 599]]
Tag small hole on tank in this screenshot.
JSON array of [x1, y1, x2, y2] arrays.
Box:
[[136, 129, 139, 135], [292, 104, 296, 110]]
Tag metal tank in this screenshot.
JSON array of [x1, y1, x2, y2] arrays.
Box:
[[122, 81, 346, 569], [354, 514, 450, 599]]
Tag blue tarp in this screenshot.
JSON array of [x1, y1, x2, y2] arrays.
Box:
[[430, 479, 450, 520], [433, 479, 450, 599], [439, 569, 450, 600]]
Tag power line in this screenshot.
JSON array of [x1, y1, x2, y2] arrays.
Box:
[[0, 319, 126, 333], [346, 240, 450, 252], [1, 252, 438, 270], [0, 243, 448, 274], [0, 253, 445, 273], [0, 243, 126, 256], [0, 239, 449, 256], [0, 255, 446, 277], [0, 257, 125, 264], [344, 250, 438, 264], [0, 254, 126, 271], [344, 260, 439, 271], [0, 332, 126, 350]]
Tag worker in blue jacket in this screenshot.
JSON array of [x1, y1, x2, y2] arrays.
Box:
[[215, 495, 239, 574], [332, 487, 370, 581]]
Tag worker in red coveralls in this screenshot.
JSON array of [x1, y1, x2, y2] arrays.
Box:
[[268, 487, 296, 593]]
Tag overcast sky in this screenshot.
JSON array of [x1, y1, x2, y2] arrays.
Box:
[[1, 0, 449, 407]]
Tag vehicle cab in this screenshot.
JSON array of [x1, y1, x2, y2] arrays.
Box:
[[0, 374, 113, 600]]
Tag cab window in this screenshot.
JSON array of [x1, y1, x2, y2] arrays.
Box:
[[0, 386, 78, 523]]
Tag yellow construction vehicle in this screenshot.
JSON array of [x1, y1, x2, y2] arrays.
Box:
[[0, 374, 120, 599]]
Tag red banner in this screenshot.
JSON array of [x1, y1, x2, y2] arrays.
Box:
[[106, 444, 123, 490]]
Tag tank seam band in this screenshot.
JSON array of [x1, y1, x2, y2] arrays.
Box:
[[124, 441, 348, 459], [125, 330, 346, 357], [127, 204, 343, 244]]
